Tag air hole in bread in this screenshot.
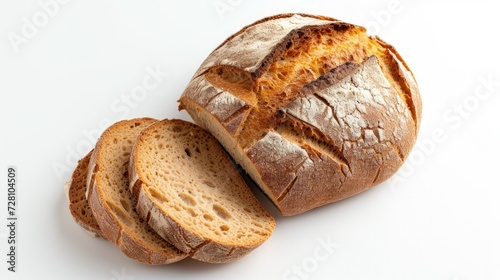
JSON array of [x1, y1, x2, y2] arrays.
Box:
[[120, 198, 130, 212], [250, 228, 266, 236], [172, 125, 182, 133], [149, 188, 168, 203], [184, 148, 191, 157], [251, 221, 263, 228], [187, 208, 197, 217], [220, 225, 229, 231], [213, 204, 231, 220], [203, 180, 216, 188], [106, 200, 130, 225], [203, 214, 215, 221], [178, 193, 196, 206]]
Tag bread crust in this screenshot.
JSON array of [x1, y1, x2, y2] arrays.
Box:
[[179, 13, 422, 216], [65, 150, 103, 238], [87, 118, 187, 265]]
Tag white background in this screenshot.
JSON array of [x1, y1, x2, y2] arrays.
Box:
[[1, 0, 499, 279]]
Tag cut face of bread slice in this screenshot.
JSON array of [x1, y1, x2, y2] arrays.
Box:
[[129, 119, 275, 263], [87, 118, 187, 265], [65, 150, 103, 238]]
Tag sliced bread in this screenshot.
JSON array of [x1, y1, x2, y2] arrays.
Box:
[[64, 150, 103, 238], [86, 118, 187, 265], [129, 119, 275, 263]]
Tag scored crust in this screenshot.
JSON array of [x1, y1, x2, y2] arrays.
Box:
[[179, 13, 422, 216], [129, 119, 275, 263], [86, 118, 187, 265], [65, 150, 103, 238]]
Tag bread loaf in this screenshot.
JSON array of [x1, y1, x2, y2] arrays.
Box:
[[129, 119, 275, 263], [86, 118, 187, 264], [179, 13, 422, 216]]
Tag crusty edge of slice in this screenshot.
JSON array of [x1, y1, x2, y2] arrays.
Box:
[[65, 179, 103, 237], [65, 150, 104, 238]]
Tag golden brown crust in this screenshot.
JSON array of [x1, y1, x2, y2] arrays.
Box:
[[179, 13, 422, 216]]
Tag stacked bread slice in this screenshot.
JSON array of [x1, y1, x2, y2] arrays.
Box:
[[65, 118, 275, 264]]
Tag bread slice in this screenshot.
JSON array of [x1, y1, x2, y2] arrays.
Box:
[[86, 118, 187, 265], [64, 150, 103, 238], [129, 119, 275, 263]]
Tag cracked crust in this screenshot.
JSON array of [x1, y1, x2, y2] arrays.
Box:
[[179, 13, 422, 216], [87, 118, 187, 264]]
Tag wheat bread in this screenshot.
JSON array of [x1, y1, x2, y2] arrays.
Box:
[[64, 150, 103, 238], [179, 13, 422, 216], [86, 118, 187, 265], [129, 119, 275, 263]]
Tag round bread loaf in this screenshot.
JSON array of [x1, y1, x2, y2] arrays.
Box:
[[179, 13, 422, 216]]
